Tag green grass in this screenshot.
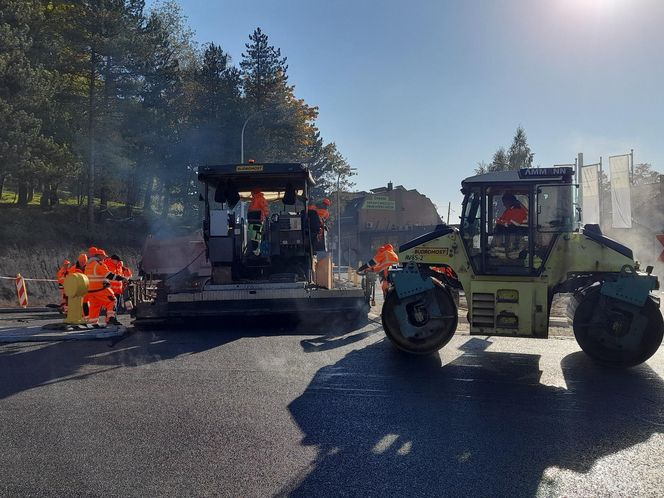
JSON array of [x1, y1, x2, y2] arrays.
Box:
[[1, 188, 134, 209]]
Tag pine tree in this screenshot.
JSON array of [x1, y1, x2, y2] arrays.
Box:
[[192, 43, 243, 164], [240, 27, 288, 111], [491, 147, 509, 171], [0, 0, 57, 206], [507, 126, 534, 169], [477, 127, 534, 173]]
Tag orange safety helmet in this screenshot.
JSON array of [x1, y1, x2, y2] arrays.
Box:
[[88, 247, 107, 258], [63, 259, 71, 266], [384, 244, 394, 252], [77, 253, 88, 267], [322, 198, 331, 206]]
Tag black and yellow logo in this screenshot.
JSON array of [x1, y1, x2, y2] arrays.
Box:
[[236, 164, 264, 172]]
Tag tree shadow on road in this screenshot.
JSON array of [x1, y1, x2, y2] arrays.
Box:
[[285, 339, 664, 497]]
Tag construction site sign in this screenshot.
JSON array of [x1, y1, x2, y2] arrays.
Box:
[[363, 196, 396, 210]]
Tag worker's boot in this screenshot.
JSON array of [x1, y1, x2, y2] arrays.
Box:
[[107, 316, 121, 326]]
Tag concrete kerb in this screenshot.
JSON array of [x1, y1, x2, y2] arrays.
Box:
[[0, 307, 54, 314], [0, 325, 127, 343]]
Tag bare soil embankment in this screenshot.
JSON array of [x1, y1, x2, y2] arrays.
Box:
[[0, 205, 152, 306]]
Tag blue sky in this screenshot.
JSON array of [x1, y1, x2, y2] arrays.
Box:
[[153, 0, 664, 217]]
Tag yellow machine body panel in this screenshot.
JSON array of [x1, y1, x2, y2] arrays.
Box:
[[397, 229, 638, 339], [543, 233, 634, 284]]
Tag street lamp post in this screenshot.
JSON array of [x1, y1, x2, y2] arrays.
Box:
[[240, 105, 288, 163], [336, 168, 357, 279], [240, 111, 261, 163]]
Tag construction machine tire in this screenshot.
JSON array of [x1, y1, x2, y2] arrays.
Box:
[[381, 286, 458, 355], [572, 288, 663, 367]]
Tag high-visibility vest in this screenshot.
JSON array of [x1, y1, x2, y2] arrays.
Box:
[[249, 194, 269, 220], [122, 266, 133, 292], [84, 258, 118, 292], [497, 205, 528, 226], [57, 266, 70, 288], [372, 249, 399, 277], [316, 207, 330, 221], [104, 259, 124, 295]]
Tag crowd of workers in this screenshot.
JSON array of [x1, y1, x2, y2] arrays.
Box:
[[56, 247, 133, 327]]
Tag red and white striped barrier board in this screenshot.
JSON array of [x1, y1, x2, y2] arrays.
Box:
[[15, 274, 28, 308]]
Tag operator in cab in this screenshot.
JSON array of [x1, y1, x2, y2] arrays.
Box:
[[248, 189, 270, 256], [496, 193, 528, 228], [491, 193, 529, 259]]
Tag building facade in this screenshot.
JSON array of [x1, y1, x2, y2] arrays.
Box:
[[333, 182, 443, 266]]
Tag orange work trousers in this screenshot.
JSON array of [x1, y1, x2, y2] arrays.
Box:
[[86, 288, 116, 325]]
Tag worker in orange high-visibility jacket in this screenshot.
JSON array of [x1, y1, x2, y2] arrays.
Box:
[[248, 189, 269, 222], [56, 259, 71, 312], [104, 255, 125, 310], [371, 244, 399, 296], [316, 198, 331, 222], [121, 264, 133, 281], [85, 248, 126, 326], [104, 255, 124, 295], [357, 245, 386, 273], [121, 263, 133, 292], [248, 189, 270, 255], [121, 263, 133, 310], [74, 253, 87, 273], [307, 198, 332, 253]]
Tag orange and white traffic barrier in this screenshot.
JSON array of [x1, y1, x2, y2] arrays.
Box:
[[15, 274, 28, 308]]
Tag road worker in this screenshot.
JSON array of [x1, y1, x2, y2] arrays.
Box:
[[121, 263, 134, 311], [316, 198, 331, 222], [248, 189, 269, 255], [84, 248, 126, 327], [307, 198, 332, 254], [56, 259, 71, 312], [248, 189, 269, 221], [74, 253, 87, 273], [496, 193, 528, 228], [357, 245, 386, 273], [492, 193, 529, 258], [357, 244, 399, 296], [104, 254, 125, 311], [375, 244, 399, 295]]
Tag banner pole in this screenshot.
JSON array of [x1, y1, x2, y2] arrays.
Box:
[[598, 156, 603, 226], [577, 153, 583, 228]]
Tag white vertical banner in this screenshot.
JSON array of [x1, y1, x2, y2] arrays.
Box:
[[609, 154, 632, 228], [581, 164, 600, 224]]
